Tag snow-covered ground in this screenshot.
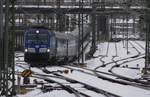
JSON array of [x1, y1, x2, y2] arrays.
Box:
[[15, 40, 150, 97]]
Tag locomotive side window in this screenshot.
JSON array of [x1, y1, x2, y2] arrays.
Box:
[[50, 36, 56, 48], [57, 39, 66, 48]]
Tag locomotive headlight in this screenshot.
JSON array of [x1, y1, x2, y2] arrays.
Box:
[[47, 49, 50, 52], [36, 30, 39, 34], [25, 49, 28, 52]]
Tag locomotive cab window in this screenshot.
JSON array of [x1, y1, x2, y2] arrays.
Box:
[[27, 33, 49, 44]]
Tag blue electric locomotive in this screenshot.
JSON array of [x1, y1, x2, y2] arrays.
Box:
[[24, 27, 56, 65], [24, 26, 78, 66]]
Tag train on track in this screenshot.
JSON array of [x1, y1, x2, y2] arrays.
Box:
[[24, 26, 91, 66]]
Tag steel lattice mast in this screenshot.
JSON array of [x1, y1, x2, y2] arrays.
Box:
[[145, 0, 150, 74], [0, 0, 4, 95], [0, 0, 16, 96]]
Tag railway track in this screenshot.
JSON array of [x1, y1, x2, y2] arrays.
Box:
[[95, 53, 145, 69], [108, 41, 149, 86], [62, 41, 150, 89], [132, 41, 145, 50], [15, 66, 90, 97], [94, 41, 150, 89], [16, 41, 149, 89], [109, 56, 150, 87], [15, 64, 120, 97], [62, 57, 150, 90], [77, 41, 149, 88], [41, 68, 121, 97], [32, 75, 87, 97], [15, 40, 149, 97], [128, 41, 141, 55], [97, 42, 111, 67]]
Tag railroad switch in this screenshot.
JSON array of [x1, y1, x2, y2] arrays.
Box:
[[70, 69, 74, 73], [125, 65, 128, 67], [122, 66, 125, 68], [41, 86, 62, 93], [33, 79, 38, 84], [115, 65, 120, 67], [108, 70, 111, 72], [63, 70, 69, 74]]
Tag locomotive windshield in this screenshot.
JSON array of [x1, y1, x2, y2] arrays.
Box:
[[27, 33, 48, 44]]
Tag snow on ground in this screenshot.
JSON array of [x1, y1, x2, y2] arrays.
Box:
[[59, 69, 150, 97], [112, 58, 145, 79], [17, 89, 75, 97], [113, 68, 141, 78], [16, 40, 149, 97]]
